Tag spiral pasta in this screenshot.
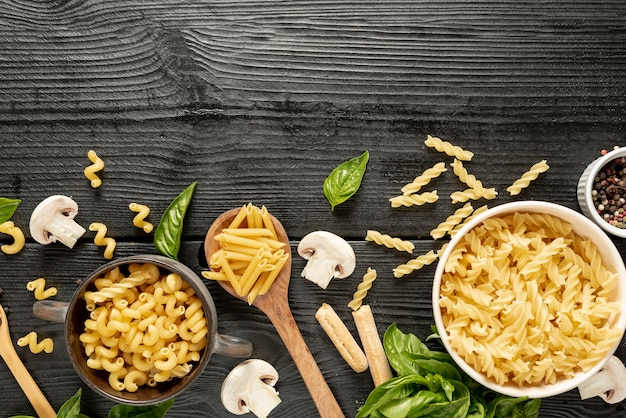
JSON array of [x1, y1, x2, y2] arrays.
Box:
[[450, 187, 498, 204], [430, 202, 474, 239], [389, 191, 438, 208], [17, 332, 54, 354], [424, 135, 474, 161], [84, 149, 105, 188], [129, 203, 153, 233], [26, 277, 58, 300], [348, 268, 377, 311], [439, 211, 622, 387], [0, 220, 25, 254], [393, 250, 439, 278], [89, 222, 116, 259], [365, 230, 414, 253], [450, 159, 485, 194], [506, 160, 550, 196], [400, 162, 447, 195]]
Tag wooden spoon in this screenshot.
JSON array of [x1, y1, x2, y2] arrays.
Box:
[[205, 208, 344, 418], [0, 305, 56, 418]]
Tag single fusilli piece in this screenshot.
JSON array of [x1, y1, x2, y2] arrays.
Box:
[[450, 188, 498, 204], [17, 332, 54, 354], [449, 205, 489, 237], [431, 203, 474, 239], [348, 267, 377, 311], [390, 191, 439, 208], [450, 159, 485, 194], [129, 203, 153, 233], [89, 222, 116, 259], [84, 149, 105, 188], [506, 160, 550, 196], [401, 162, 447, 195], [365, 230, 414, 253], [393, 250, 439, 278], [424, 135, 474, 161], [0, 221, 25, 254], [26, 277, 58, 300]]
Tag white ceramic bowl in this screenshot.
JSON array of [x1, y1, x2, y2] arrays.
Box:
[[432, 201, 626, 398], [578, 147, 626, 238]]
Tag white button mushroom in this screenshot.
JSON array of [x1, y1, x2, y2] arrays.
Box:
[[297, 230, 356, 289], [578, 356, 626, 404], [221, 359, 281, 418], [29, 195, 86, 249]]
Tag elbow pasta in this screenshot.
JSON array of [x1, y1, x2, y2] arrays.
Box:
[[506, 160, 550, 196], [365, 230, 414, 253], [129, 203, 153, 233], [348, 268, 377, 311], [400, 162, 447, 195], [439, 212, 622, 387], [202, 203, 288, 305], [80, 263, 209, 392], [17, 332, 54, 354], [0, 221, 25, 254], [84, 149, 105, 188], [89, 222, 116, 259], [389, 191, 439, 208], [26, 277, 58, 300], [424, 135, 474, 161]]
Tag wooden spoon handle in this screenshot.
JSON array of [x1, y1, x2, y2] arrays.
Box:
[[264, 303, 344, 418], [0, 345, 56, 418]]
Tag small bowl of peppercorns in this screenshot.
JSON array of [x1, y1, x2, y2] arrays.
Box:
[[578, 147, 626, 238]]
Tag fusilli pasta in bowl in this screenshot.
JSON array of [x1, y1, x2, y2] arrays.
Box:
[[432, 201, 626, 399], [32, 255, 252, 406]]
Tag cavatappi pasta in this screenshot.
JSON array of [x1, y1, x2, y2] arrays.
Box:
[[18, 332, 54, 354], [439, 212, 622, 387], [89, 222, 116, 259], [0, 221, 25, 254], [202, 203, 288, 305], [27, 277, 58, 300], [80, 263, 209, 392]]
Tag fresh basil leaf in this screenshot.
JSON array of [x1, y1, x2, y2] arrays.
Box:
[[154, 181, 197, 260], [323, 150, 369, 210], [108, 398, 174, 418], [522, 398, 541, 418], [56, 388, 83, 418], [0, 197, 21, 223]]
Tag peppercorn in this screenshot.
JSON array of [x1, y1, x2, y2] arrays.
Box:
[[592, 154, 626, 229]]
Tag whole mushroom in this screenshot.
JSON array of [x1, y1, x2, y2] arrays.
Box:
[[29, 195, 86, 249], [297, 230, 356, 289], [221, 359, 281, 418]]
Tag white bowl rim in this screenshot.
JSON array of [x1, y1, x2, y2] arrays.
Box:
[[580, 147, 626, 238], [432, 200, 626, 398]]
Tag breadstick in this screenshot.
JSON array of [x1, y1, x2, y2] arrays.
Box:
[[352, 304, 392, 386], [315, 303, 368, 373]]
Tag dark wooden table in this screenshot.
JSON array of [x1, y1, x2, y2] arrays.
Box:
[[1, 1, 626, 417]]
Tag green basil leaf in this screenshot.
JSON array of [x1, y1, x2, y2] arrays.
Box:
[[56, 388, 83, 418], [0, 197, 21, 223], [108, 398, 174, 418], [154, 181, 197, 260], [323, 151, 369, 210]]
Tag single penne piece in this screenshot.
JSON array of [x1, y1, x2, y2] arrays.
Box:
[[221, 228, 274, 237], [261, 205, 278, 239], [228, 204, 248, 228], [247, 271, 268, 305], [215, 233, 273, 250], [222, 242, 272, 257], [201, 271, 229, 281], [218, 254, 243, 295], [246, 203, 263, 228], [239, 252, 267, 296], [259, 253, 289, 295], [353, 304, 393, 386], [256, 236, 286, 249]]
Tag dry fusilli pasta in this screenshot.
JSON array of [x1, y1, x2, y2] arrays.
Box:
[[401, 162, 447, 195], [430, 203, 474, 239], [348, 267, 377, 311], [365, 230, 414, 253], [390, 191, 439, 208], [424, 135, 474, 161], [506, 160, 549, 196]]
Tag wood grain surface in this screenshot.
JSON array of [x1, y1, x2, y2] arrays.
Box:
[[1, 1, 626, 417]]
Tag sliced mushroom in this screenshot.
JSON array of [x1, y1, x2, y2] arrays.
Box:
[[578, 356, 626, 403], [221, 359, 281, 418], [29, 195, 86, 248], [297, 230, 356, 289]]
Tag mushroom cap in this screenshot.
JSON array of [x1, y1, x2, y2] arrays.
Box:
[[29, 195, 80, 244], [221, 359, 280, 416], [297, 230, 356, 278], [601, 356, 626, 403]]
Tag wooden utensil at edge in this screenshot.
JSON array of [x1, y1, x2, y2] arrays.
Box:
[[205, 208, 345, 418], [0, 305, 57, 418]]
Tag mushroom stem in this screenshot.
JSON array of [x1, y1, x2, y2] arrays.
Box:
[[45, 212, 86, 248], [578, 356, 626, 404], [301, 255, 337, 289], [246, 384, 282, 418]]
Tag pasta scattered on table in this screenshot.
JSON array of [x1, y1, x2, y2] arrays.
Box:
[[348, 267, 377, 311], [439, 211, 622, 387], [17, 332, 54, 354], [389, 191, 439, 208], [365, 230, 414, 253], [401, 162, 447, 195], [0, 221, 25, 254], [430, 202, 474, 239], [451, 159, 485, 194], [89, 222, 116, 259], [450, 187, 498, 204], [129, 203, 153, 233], [27, 277, 58, 300], [506, 160, 550, 196], [424, 135, 474, 161], [84, 149, 104, 188]]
